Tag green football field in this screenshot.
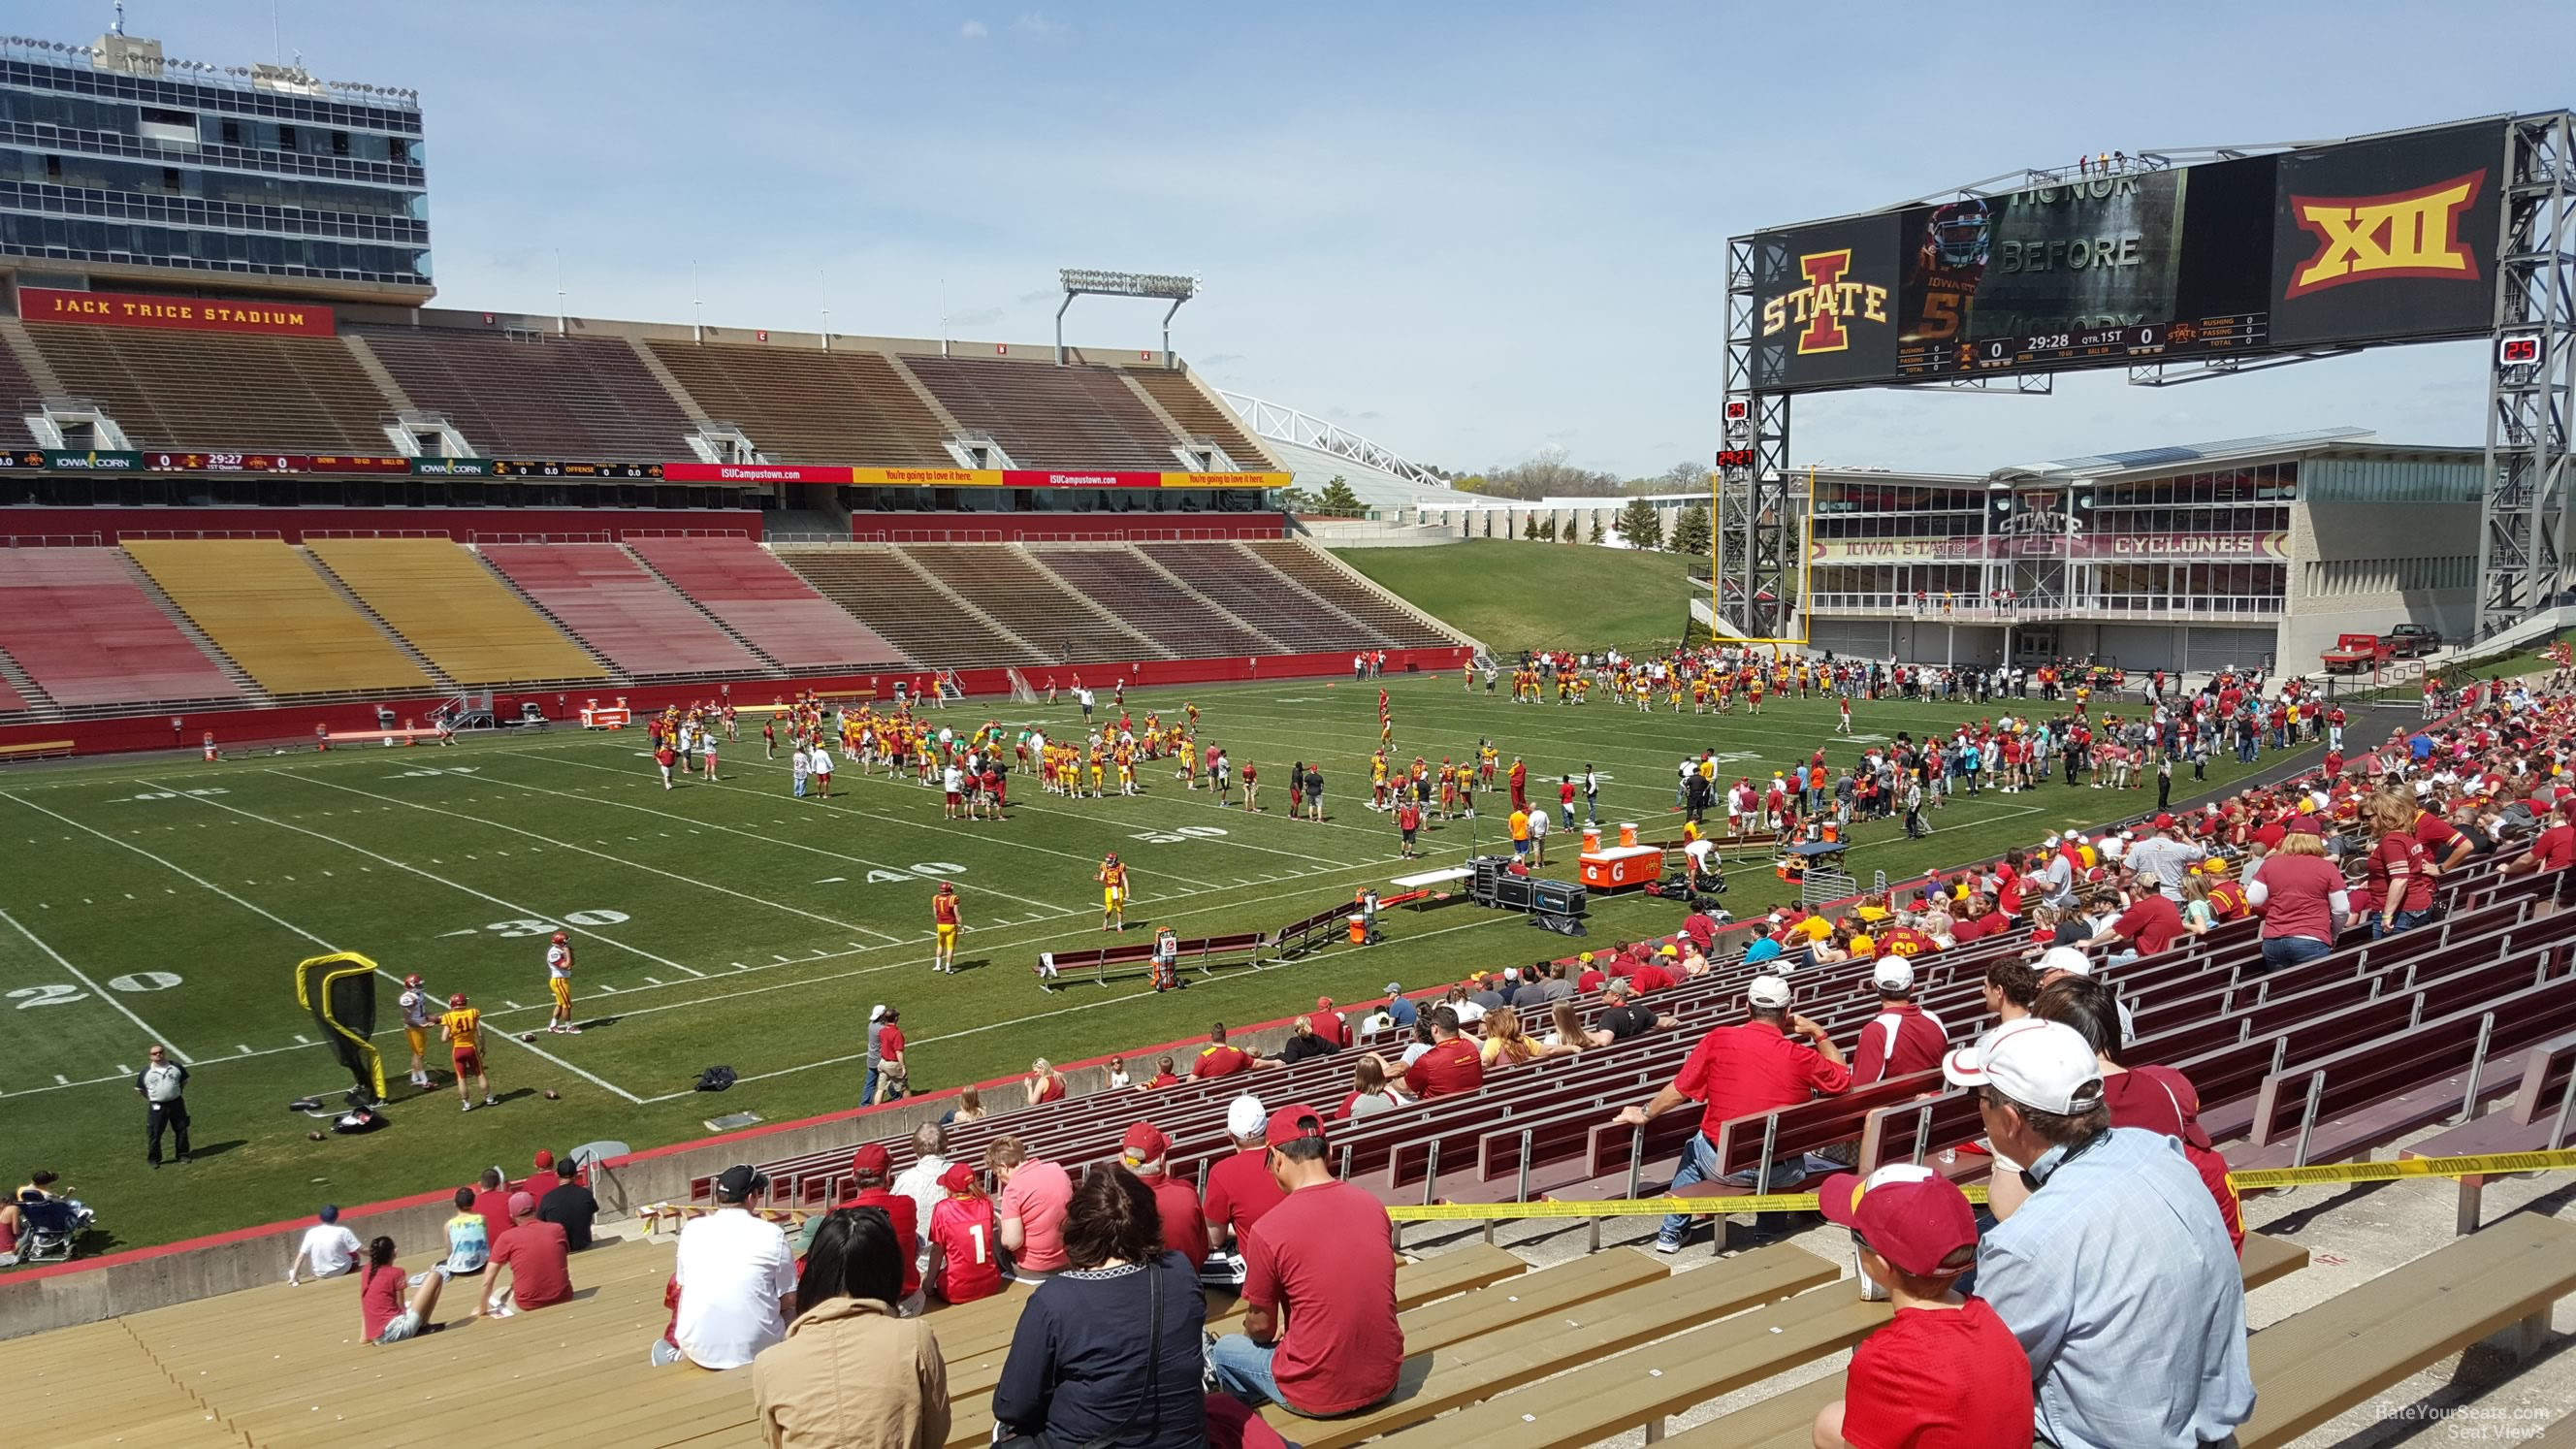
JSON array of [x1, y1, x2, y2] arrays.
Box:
[[0, 673, 2284, 1255]]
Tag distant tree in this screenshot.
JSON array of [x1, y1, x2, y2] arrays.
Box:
[[1539, 518, 1558, 540], [1280, 486, 1321, 514], [1614, 497, 1663, 550], [1587, 515, 1607, 545], [1316, 476, 1364, 517], [1664, 460, 1711, 494], [1523, 515, 1541, 540], [1670, 502, 1712, 556], [1477, 447, 1625, 501]]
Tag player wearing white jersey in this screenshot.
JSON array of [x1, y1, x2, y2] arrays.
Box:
[[545, 931, 580, 1034], [399, 973, 436, 1086]]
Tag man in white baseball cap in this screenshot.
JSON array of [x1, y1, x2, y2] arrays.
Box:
[[1197, 1093, 1273, 1287], [2034, 947, 2137, 1046], [1852, 956, 1946, 1087], [1945, 1018, 2251, 1449], [1612, 974, 1848, 1252]]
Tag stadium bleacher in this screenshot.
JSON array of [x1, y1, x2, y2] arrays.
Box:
[[1026, 545, 1280, 658], [1142, 542, 1413, 653], [477, 543, 772, 679], [119, 539, 435, 696], [0, 548, 244, 709], [641, 341, 954, 466], [305, 537, 609, 686], [348, 327, 696, 462], [1128, 370, 1275, 469], [22, 325, 390, 454], [0, 329, 42, 447], [1240, 538, 1458, 648], [902, 355, 1192, 470], [771, 545, 1044, 670], [625, 535, 913, 671], [897, 544, 1164, 663]]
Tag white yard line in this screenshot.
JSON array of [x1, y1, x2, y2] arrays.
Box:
[[474, 754, 1089, 918], [273, 769, 925, 949], [3, 789, 642, 1103], [0, 905, 198, 1064]]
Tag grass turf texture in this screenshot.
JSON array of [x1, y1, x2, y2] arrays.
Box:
[[0, 674, 2287, 1255], [1331, 539, 1700, 654]]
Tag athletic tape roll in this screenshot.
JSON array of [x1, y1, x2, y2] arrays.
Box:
[[1379, 1148, 2576, 1222]]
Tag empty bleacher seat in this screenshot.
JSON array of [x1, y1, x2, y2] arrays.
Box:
[[902, 355, 1186, 470], [898, 545, 1155, 663], [642, 342, 952, 465], [120, 539, 432, 696], [0, 549, 242, 708], [351, 327, 695, 461], [625, 536, 911, 670], [1027, 546, 1274, 657], [1240, 539, 1454, 647], [306, 538, 608, 686], [1127, 370, 1272, 468], [0, 334, 41, 447], [477, 544, 767, 678], [771, 546, 1042, 669], [23, 326, 392, 454], [1141, 542, 1387, 654]]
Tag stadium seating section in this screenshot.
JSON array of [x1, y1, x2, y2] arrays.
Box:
[[903, 355, 1187, 470], [0, 330, 41, 447], [1027, 545, 1277, 657], [625, 535, 911, 671], [305, 537, 608, 685], [1129, 369, 1269, 467], [478, 543, 768, 679], [1142, 542, 1398, 653], [772, 546, 1042, 670], [120, 539, 434, 696], [349, 327, 695, 462], [0, 548, 243, 709], [899, 544, 1161, 663], [1240, 539, 1455, 647], [643, 341, 953, 466], [24, 325, 391, 454]]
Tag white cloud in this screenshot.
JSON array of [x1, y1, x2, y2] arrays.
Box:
[[1014, 11, 1061, 35], [960, 19, 987, 40]]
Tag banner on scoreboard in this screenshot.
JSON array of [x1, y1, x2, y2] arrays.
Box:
[[18, 286, 336, 338], [1813, 531, 2290, 562]]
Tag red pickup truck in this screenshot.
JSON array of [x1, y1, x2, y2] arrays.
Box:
[[2322, 625, 2444, 672]]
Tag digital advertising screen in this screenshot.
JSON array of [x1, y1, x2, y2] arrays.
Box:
[[1743, 212, 1904, 393], [2269, 118, 2508, 346]]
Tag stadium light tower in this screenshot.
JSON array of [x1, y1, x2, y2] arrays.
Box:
[[1056, 268, 1200, 366]]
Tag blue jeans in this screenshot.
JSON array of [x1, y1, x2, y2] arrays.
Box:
[[2369, 908, 2431, 938], [2259, 935, 2334, 972], [1562, 803, 1576, 828], [861, 1066, 880, 1104], [1210, 1334, 1289, 1411], [1658, 1133, 1723, 1243]]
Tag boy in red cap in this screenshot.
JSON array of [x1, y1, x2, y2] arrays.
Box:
[[1119, 1122, 1210, 1269], [798, 1143, 923, 1311], [1811, 1164, 2032, 1449]]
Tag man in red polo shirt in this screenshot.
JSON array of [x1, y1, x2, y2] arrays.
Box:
[[1201, 1094, 1284, 1284], [1851, 958, 1947, 1086], [1194, 1021, 1279, 1079], [1209, 1105, 1402, 1418], [1613, 976, 1849, 1251], [796, 1142, 922, 1310], [1120, 1122, 1210, 1270], [2086, 887, 2186, 962], [1309, 997, 1351, 1048], [1389, 1007, 1483, 1099], [1628, 949, 1680, 994]]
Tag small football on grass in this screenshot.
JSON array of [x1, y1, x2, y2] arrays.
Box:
[[308, 1131, 324, 1142], [543, 1089, 560, 1100]]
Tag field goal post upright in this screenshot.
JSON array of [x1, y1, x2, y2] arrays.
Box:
[[1717, 231, 1808, 646], [2477, 111, 2576, 639]]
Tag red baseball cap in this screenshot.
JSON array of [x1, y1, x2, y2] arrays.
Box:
[[533, 1149, 555, 1171], [1816, 1164, 1979, 1279], [2152, 813, 2174, 829], [1263, 1104, 1328, 1149], [1121, 1122, 1170, 1166], [937, 1162, 978, 1193], [851, 1143, 893, 1177]]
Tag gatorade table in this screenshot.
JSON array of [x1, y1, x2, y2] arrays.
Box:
[[1580, 821, 1665, 890]]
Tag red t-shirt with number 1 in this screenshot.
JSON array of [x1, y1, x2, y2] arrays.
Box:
[[1839, 1297, 2033, 1448]]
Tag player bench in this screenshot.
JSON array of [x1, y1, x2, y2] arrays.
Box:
[[1272, 904, 1353, 959], [1033, 930, 1269, 989], [0, 738, 75, 763], [323, 726, 441, 747]]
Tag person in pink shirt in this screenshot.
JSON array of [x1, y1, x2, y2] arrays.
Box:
[[988, 1135, 1073, 1282]]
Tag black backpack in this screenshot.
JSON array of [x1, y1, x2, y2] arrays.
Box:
[[695, 1065, 737, 1092]]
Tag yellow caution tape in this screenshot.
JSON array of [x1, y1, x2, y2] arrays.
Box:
[[1382, 1148, 2576, 1222]]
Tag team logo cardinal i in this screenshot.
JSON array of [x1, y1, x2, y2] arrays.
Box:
[[2286, 171, 2485, 297], [1761, 248, 1888, 354]]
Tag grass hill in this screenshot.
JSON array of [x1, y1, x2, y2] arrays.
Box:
[[1332, 539, 1695, 654]]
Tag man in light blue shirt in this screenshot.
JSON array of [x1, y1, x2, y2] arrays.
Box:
[[1946, 1019, 2253, 1449]]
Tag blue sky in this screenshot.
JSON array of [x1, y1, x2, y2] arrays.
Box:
[[26, 1, 2573, 476]]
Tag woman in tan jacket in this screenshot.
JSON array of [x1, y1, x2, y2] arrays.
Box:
[[754, 1208, 950, 1449]]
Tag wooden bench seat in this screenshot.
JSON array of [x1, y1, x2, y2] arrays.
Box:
[[2238, 1211, 2576, 1447]]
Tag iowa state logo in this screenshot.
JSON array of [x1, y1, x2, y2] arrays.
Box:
[[1761, 248, 1888, 355], [2286, 172, 2484, 297]]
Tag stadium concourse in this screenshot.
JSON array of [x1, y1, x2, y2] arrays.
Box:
[[9, 664, 2576, 1447]]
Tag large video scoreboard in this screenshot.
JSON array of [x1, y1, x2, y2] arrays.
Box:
[[1740, 118, 2508, 393]]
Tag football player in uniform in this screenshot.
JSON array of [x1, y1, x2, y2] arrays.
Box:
[[931, 882, 963, 975], [1097, 852, 1130, 933], [440, 992, 497, 1112], [399, 973, 435, 1087], [545, 930, 579, 1035]]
